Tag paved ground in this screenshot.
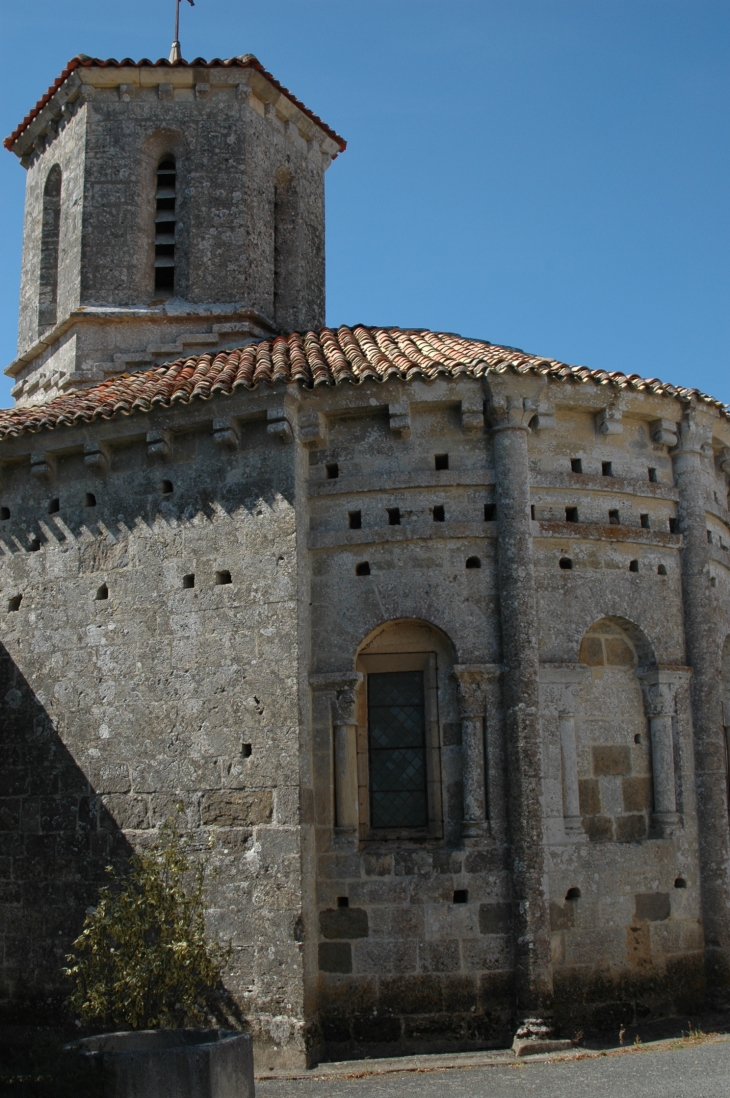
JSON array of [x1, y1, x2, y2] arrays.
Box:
[[258, 1036, 730, 1098]]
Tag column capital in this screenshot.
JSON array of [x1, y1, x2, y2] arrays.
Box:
[[309, 671, 363, 725], [638, 674, 679, 719], [539, 664, 589, 717], [671, 405, 714, 458], [485, 373, 546, 433], [453, 663, 502, 717]]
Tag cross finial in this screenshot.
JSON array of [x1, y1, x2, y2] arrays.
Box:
[[170, 0, 195, 63]]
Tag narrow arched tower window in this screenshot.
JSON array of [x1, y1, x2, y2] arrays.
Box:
[[38, 165, 62, 331], [154, 156, 177, 294]]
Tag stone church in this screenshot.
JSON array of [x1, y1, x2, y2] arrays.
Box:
[[1, 53, 730, 1071]]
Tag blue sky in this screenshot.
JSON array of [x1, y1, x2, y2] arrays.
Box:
[[0, 1, 728, 408]]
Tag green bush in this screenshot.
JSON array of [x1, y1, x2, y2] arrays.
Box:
[[63, 814, 230, 1030]]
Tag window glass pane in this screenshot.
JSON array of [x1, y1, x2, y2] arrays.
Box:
[[368, 671, 427, 828]]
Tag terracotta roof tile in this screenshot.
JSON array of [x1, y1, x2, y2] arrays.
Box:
[[0, 326, 724, 441], [4, 55, 346, 154]]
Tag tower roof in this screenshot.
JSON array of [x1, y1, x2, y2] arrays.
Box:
[[4, 54, 346, 154], [0, 326, 724, 440]]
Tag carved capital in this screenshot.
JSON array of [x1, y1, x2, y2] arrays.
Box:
[[453, 664, 500, 718], [485, 374, 546, 432], [672, 406, 713, 456], [309, 671, 363, 726], [639, 677, 678, 719]]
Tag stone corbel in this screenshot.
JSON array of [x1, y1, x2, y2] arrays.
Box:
[[595, 407, 623, 436], [639, 669, 688, 837], [146, 430, 172, 462], [485, 373, 546, 433], [30, 452, 56, 481], [266, 407, 292, 442], [651, 419, 679, 448], [195, 83, 211, 99], [309, 672, 363, 838], [298, 411, 327, 449], [530, 400, 557, 432], [158, 83, 174, 101], [388, 402, 411, 439], [460, 399, 485, 434], [84, 441, 111, 473], [453, 664, 494, 841], [212, 417, 241, 449]]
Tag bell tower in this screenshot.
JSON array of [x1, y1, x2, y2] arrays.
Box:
[[4, 55, 345, 406]]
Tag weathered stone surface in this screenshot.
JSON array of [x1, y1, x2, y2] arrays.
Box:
[[2, 50, 730, 1074]]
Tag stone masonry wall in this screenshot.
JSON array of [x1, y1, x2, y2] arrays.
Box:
[[0, 396, 305, 1069], [1, 369, 730, 1067]]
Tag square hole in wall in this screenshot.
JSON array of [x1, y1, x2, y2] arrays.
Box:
[[648, 467, 658, 483], [669, 518, 678, 534], [565, 507, 579, 523], [453, 890, 468, 904], [602, 462, 613, 477], [215, 570, 232, 585], [609, 510, 620, 525], [348, 510, 361, 530], [387, 507, 401, 526], [433, 505, 445, 522], [7, 595, 22, 612], [640, 513, 650, 529], [355, 561, 370, 576], [434, 453, 449, 471], [48, 498, 60, 514], [484, 503, 496, 521], [629, 560, 639, 572], [182, 574, 195, 589], [0, 508, 9, 521], [337, 896, 349, 908], [326, 463, 339, 480], [571, 458, 583, 474], [241, 743, 252, 757], [161, 480, 173, 494], [85, 493, 96, 507]]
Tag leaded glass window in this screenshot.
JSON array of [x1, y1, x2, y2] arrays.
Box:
[[368, 670, 428, 828]]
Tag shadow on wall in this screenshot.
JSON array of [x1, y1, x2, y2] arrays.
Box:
[[0, 640, 132, 1024]]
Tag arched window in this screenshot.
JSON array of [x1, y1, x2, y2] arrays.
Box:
[[38, 165, 62, 331], [154, 156, 177, 293], [354, 620, 457, 839]]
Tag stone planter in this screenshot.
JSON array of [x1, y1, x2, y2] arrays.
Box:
[[69, 1029, 254, 1098]]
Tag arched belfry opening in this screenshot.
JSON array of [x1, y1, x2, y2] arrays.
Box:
[[38, 164, 62, 332], [154, 155, 177, 294]]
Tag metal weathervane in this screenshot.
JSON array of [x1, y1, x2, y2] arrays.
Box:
[[169, 0, 195, 63]]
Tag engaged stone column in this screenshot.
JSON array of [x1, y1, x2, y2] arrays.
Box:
[[540, 666, 587, 842], [453, 664, 490, 840], [672, 407, 730, 989], [639, 672, 681, 837], [309, 672, 362, 842], [486, 372, 553, 1020]]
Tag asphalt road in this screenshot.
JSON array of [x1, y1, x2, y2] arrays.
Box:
[[258, 1039, 730, 1098]]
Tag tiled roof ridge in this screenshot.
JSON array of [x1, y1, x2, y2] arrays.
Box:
[[0, 326, 725, 442], [4, 54, 346, 154]]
